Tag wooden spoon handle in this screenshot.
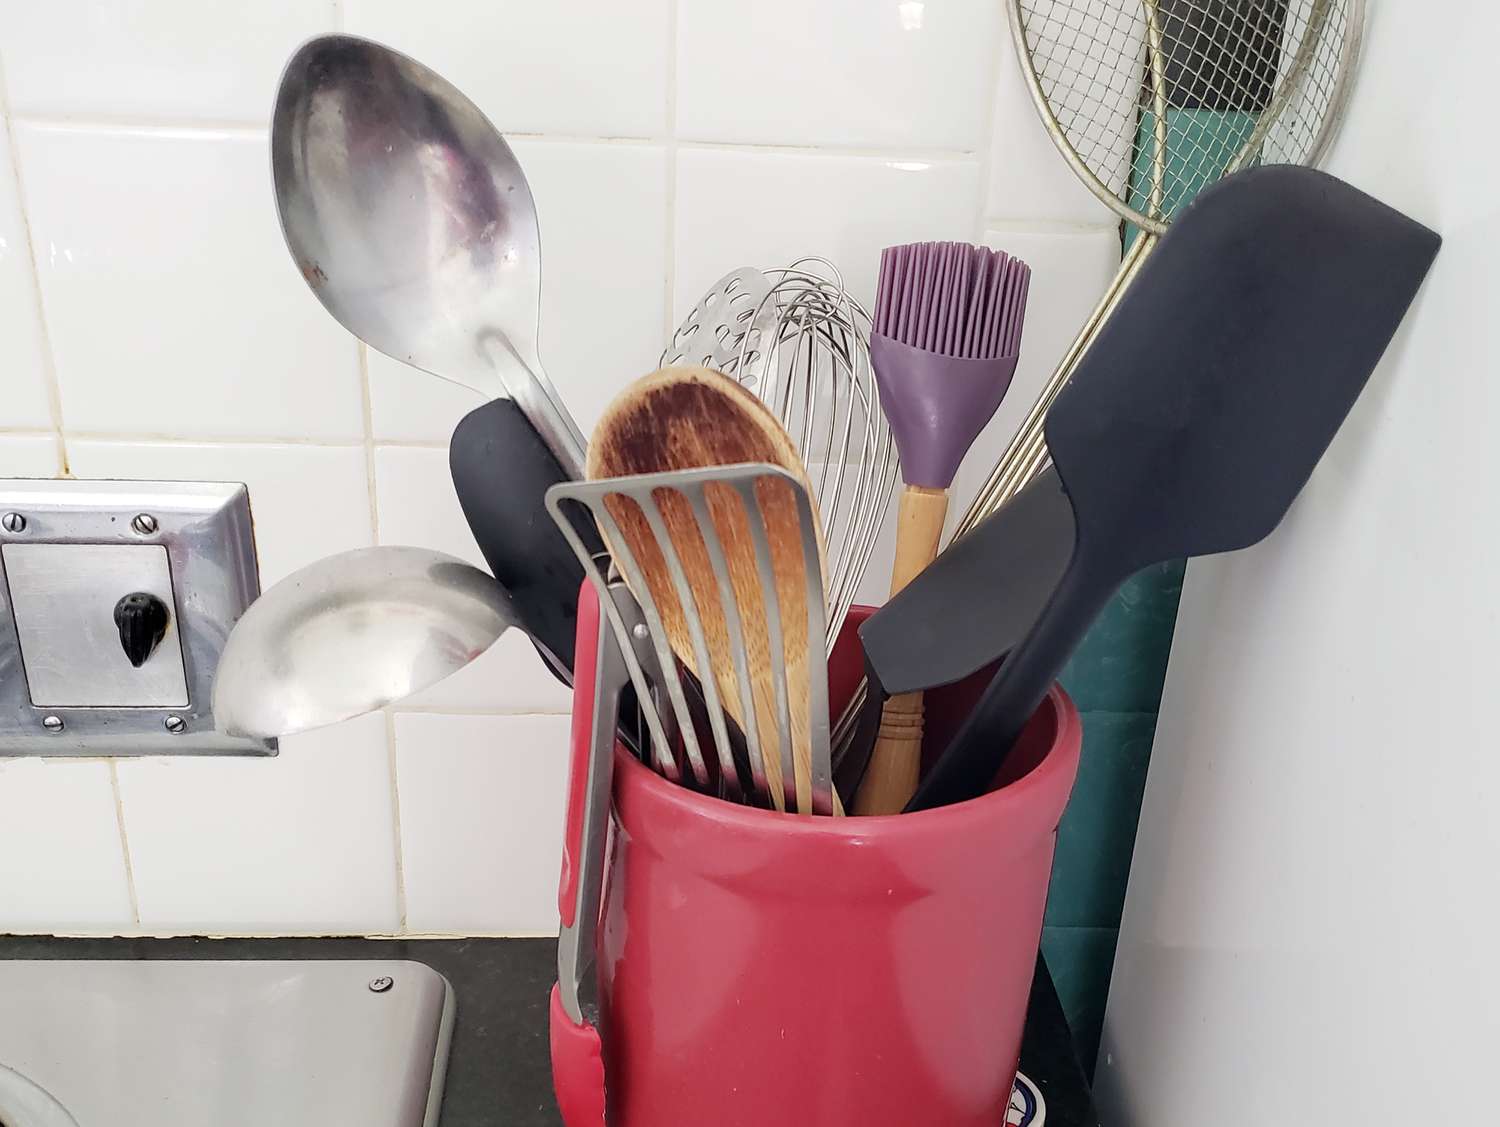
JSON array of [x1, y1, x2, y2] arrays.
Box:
[[856, 485, 949, 815]]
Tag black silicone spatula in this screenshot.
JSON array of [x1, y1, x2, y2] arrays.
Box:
[[861, 465, 1076, 697], [830, 467, 1076, 800], [909, 165, 1440, 812], [450, 398, 602, 682]]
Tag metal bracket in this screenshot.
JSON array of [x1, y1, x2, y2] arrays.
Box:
[[0, 478, 272, 756]]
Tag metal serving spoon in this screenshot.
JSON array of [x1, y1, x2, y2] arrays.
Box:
[[214, 546, 517, 739], [271, 33, 586, 477]]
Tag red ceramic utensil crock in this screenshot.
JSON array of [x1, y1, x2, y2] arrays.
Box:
[[554, 606, 1081, 1126]]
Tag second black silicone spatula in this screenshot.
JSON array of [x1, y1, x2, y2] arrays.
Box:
[[909, 165, 1441, 812], [450, 398, 602, 682]]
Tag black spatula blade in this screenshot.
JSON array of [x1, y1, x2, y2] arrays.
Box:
[[860, 465, 1076, 697], [450, 398, 602, 681], [910, 166, 1440, 812], [1055, 166, 1442, 572]]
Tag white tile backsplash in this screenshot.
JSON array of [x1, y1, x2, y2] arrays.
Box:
[[344, 0, 671, 138], [675, 149, 984, 318], [0, 4, 1131, 939], [116, 713, 399, 935], [0, 759, 135, 932], [67, 439, 372, 585], [0, 0, 335, 123], [394, 713, 570, 935], [986, 24, 1120, 226], [949, 225, 1122, 526], [369, 141, 670, 443], [0, 433, 61, 476], [677, 0, 1000, 151], [14, 123, 364, 442], [0, 131, 52, 432], [373, 443, 572, 712]]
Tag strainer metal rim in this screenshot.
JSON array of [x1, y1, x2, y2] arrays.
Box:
[[1005, 0, 1366, 236]]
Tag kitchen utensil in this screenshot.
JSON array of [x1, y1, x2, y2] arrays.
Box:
[[910, 165, 1439, 811], [857, 241, 1031, 814], [585, 366, 831, 813], [214, 546, 515, 739], [864, 467, 1073, 697], [551, 461, 834, 816], [831, 466, 1077, 798], [449, 397, 605, 681], [957, 0, 1363, 532], [550, 581, 621, 1127], [271, 33, 586, 476], [661, 266, 776, 376], [671, 260, 897, 646]]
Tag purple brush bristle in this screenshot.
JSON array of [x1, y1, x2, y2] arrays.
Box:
[[869, 241, 1031, 489], [875, 241, 1030, 359]]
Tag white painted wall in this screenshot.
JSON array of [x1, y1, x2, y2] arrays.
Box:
[[1096, 1, 1500, 1122], [0, 2, 1122, 937]]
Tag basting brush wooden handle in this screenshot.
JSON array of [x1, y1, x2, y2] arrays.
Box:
[[856, 485, 949, 815]]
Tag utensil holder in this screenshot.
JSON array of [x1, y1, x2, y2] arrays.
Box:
[[555, 606, 1081, 1126]]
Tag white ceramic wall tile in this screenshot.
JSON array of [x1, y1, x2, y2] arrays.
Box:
[[368, 354, 485, 445], [0, 131, 53, 432], [344, 0, 670, 137], [14, 124, 364, 442], [373, 444, 573, 712], [370, 141, 669, 443], [0, 759, 135, 933], [116, 713, 399, 935], [986, 21, 1120, 226], [675, 149, 983, 319], [394, 713, 569, 935], [677, 0, 998, 151], [948, 225, 1121, 527], [0, 0, 333, 123], [66, 440, 372, 585], [0, 434, 61, 476]]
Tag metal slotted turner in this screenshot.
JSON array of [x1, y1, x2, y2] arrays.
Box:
[[547, 464, 835, 816]]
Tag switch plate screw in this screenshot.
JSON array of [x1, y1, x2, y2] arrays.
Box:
[[42, 715, 64, 733], [2, 512, 26, 533], [368, 976, 394, 993], [131, 513, 159, 535], [164, 715, 187, 734]]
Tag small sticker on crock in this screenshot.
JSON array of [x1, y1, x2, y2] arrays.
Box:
[[1009, 1070, 1045, 1126]]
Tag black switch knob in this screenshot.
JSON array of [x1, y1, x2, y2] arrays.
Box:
[[114, 592, 170, 668]]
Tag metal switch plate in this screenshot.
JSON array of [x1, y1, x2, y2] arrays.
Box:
[[0, 478, 272, 756], [5, 543, 188, 706]]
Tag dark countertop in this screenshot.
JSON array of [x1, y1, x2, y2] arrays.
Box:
[[0, 935, 1098, 1126]]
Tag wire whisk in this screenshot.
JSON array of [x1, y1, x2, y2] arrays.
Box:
[[667, 259, 898, 645]]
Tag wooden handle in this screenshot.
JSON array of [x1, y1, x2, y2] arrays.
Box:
[[856, 486, 949, 815]]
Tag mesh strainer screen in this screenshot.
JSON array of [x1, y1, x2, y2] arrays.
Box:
[[1015, 0, 1358, 231]]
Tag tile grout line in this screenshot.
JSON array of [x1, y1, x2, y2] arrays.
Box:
[[384, 709, 409, 933], [662, 0, 681, 345], [5, 115, 978, 163], [0, 56, 70, 474], [50, 430, 372, 448], [975, 11, 1008, 245], [354, 339, 407, 931], [107, 761, 143, 927]]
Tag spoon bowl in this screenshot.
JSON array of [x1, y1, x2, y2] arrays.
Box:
[[271, 34, 584, 474], [214, 545, 516, 739]]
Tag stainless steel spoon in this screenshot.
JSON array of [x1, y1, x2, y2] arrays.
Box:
[[271, 33, 586, 476], [214, 546, 516, 739]]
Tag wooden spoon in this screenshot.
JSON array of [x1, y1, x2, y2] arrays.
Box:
[[588, 365, 835, 815]]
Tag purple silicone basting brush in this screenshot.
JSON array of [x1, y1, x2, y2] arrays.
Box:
[[854, 240, 1031, 815]]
